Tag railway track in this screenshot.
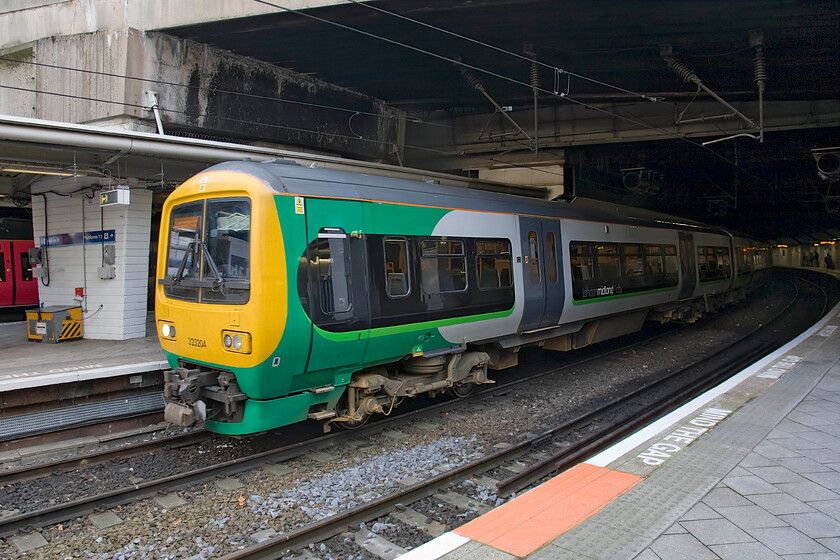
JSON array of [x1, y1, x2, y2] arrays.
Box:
[[218, 272, 831, 559], [0, 271, 830, 558]]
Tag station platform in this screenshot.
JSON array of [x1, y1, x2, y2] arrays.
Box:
[[0, 317, 167, 392], [0, 317, 167, 444], [405, 297, 840, 558]]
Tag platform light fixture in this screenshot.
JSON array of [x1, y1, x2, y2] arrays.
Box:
[[0, 165, 78, 177]]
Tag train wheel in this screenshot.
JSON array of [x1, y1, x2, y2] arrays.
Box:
[[450, 381, 475, 398], [336, 411, 371, 430]]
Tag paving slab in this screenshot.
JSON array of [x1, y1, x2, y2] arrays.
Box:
[[715, 505, 787, 529], [681, 518, 754, 546], [649, 533, 720, 560]]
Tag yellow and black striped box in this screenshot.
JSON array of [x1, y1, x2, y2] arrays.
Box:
[[26, 305, 83, 343]]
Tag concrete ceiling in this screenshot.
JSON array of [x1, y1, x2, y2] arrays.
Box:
[[164, 0, 838, 109]]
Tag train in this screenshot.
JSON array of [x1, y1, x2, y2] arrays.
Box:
[[0, 215, 39, 311], [155, 160, 771, 435]]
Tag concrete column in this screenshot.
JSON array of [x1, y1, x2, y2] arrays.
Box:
[[30, 179, 152, 340], [477, 154, 567, 200]]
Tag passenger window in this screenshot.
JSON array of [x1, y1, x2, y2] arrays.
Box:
[[569, 243, 593, 280], [623, 245, 643, 279], [384, 238, 410, 297], [421, 238, 467, 293], [528, 231, 540, 284], [546, 232, 558, 283], [476, 239, 512, 289], [19, 251, 32, 281], [645, 245, 664, 276], [314, 230, 351, 314], [596, 244, 620, 281], [664, 245, 678, 275]]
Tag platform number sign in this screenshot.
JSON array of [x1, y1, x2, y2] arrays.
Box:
[[100, 189, 130, 206]]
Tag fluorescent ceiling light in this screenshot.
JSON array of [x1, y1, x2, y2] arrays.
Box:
[[0, 165, 80, 177]]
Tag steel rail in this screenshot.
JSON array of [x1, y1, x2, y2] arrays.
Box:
[[496, 342, 774, 496], [215, 274, 829, 559], [0, 323, 682, 537], [0, 430, 209, 486], [2, 272, 822, 543], [497, 274, 828, 495], [216, 336, 778, 560]]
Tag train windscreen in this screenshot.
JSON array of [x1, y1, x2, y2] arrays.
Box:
[[161, 197, 251, 304]]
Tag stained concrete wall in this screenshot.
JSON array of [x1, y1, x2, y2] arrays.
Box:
[[8, 28, 403, 162], [0, 46, 35, 118]]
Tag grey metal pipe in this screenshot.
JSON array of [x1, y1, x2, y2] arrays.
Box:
[[0, 115, 547, 197]]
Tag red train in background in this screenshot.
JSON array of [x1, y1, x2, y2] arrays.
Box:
[[0, 215, 39, 311]]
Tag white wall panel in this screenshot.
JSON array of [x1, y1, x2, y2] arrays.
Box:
[[30, 183, 152, 340]]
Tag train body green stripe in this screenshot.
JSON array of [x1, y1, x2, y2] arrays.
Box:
[[313, 307, 515, 342]]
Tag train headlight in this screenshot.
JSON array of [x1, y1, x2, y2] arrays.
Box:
[[221, 330, 251, 354], [160, 322, 176, 339]]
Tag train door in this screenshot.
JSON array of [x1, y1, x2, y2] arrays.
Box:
[[677, 232, 697, 299], [519, 217, 547, 331], [303, 198, 370, 374], [13, 241, 38, 306], [539, 219, 564, 328], [0, 241, 10, 306]]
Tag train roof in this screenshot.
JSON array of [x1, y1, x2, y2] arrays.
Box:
[[200, 160, 732, 236]]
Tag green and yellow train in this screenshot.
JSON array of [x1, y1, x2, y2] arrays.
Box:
[[156, 160, 770, 435]]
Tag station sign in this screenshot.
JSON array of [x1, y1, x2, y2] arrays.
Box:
[[40, 230, 116, 248], [100, 189, 130, 206]]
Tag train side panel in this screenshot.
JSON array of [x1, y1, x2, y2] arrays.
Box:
[[559, 219, 682, 324]]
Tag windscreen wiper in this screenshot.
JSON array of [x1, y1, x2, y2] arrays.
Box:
[[201, 242, 226, 293], [170, 241, 196, 286]]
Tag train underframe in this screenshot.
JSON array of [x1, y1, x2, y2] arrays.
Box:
[[162, 286, 754, 431]]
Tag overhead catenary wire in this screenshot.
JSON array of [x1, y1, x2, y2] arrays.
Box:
[[0, 73, 766, 191], [3, 3, 772, 189], [0, 83, 566, 183], [340, 0, 660, 103], [249, 0, 771, 187]]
